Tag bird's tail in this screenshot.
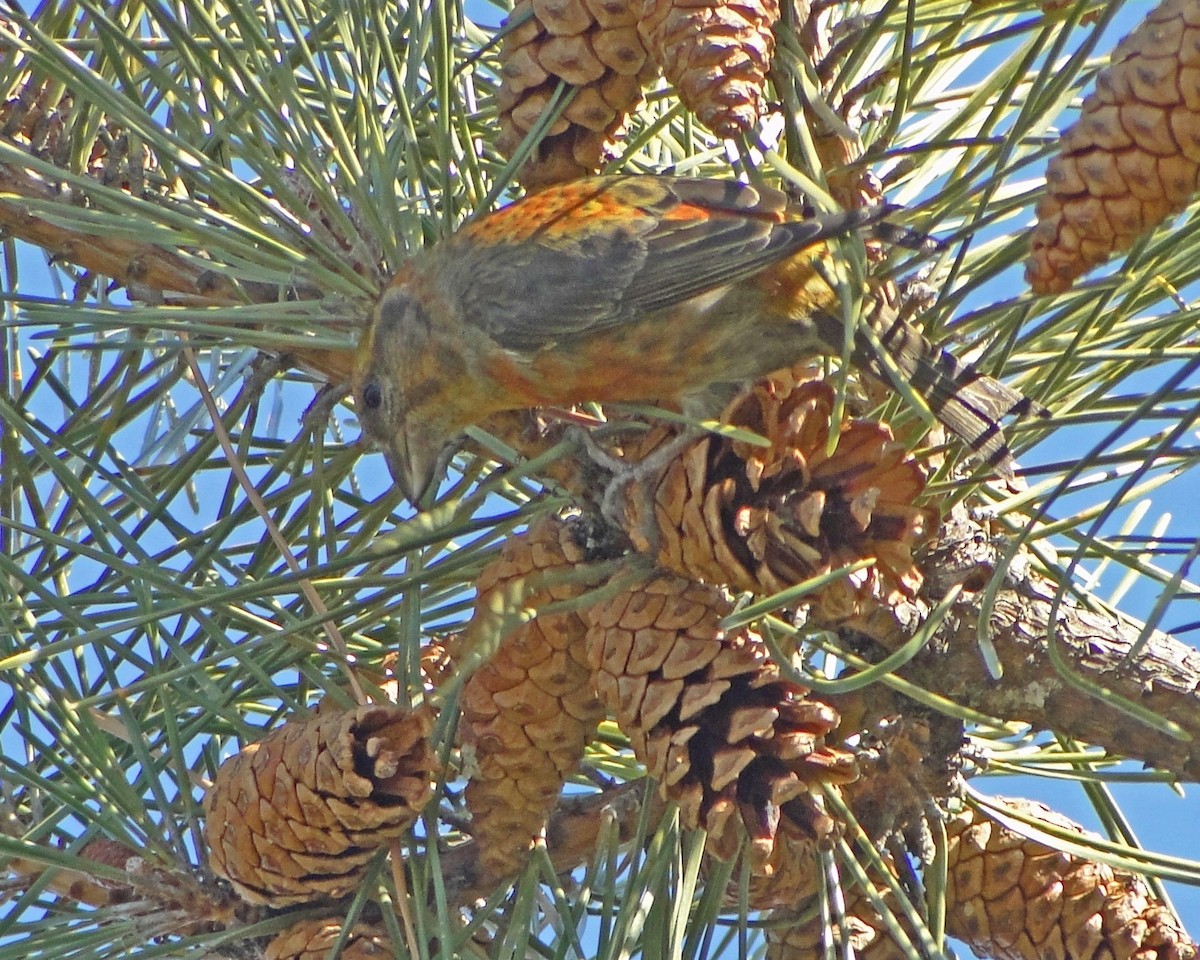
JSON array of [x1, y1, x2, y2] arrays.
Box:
[[853, 303, 1045, 478]]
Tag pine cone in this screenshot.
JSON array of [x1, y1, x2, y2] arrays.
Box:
[[769, 797, 1199, 960], [461, 516, 606, 885], [946, 799, 1197, 960], [2, 19, 67, 162], [0, 49, 156, 195], [637, 0, 779, 137], [263, 917, 393, 960], [0, 76, 70, 161], [204, 705, 436, 906], [496, 0, 657, 188], [0, 18, 166, 200], [619, 370, 935, 622], [585, 570, 856, 864], [766, 856, 911, 960], [712, 817, 820, 911], [1027, 0, 1200, 293]]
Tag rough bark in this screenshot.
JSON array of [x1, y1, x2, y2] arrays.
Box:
[[819, 513, 1200, 781]]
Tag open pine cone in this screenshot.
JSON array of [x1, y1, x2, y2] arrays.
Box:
[[0, 20, 160, 197], [619, 370, 935, 622], [585, 569, 856, 864], [204, 705, 436, 906]]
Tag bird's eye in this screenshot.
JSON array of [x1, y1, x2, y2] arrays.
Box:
[[361, 380, 383, 410]]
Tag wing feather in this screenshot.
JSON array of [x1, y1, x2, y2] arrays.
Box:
[[445, 176, 883, 352]]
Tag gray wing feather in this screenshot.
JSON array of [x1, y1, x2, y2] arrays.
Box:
[[445, 177, 879, 353]]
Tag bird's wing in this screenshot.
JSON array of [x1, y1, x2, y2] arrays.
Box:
[[615, 177, 873, 315], [447, 176, 881, 352]]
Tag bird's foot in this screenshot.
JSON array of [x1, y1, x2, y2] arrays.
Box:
[[569, 424, 703, 557]]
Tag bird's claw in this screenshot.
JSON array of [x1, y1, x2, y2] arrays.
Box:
[[568, 423, 703, 558]]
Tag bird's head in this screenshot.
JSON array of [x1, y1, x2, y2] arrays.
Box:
[[353, 282, 462, 506]]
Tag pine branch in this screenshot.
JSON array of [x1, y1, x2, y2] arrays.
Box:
[[823, 511, 1200, 780]]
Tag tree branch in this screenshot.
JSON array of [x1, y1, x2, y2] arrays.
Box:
[[824, 513, 1200, 780], [0, 161, 358, 382]]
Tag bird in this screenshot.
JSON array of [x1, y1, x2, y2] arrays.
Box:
[[353, 175, 1039, 504]]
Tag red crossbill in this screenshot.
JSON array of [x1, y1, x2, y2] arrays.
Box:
[[354, 176, 1037, 503]]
